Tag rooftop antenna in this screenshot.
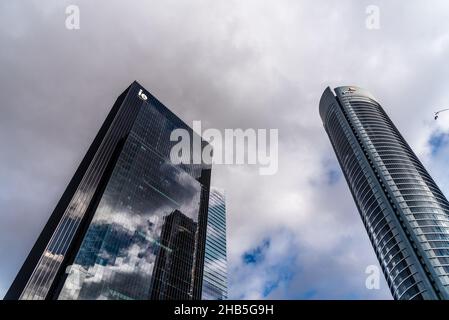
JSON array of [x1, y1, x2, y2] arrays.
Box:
[[434, 108, 449, 120]]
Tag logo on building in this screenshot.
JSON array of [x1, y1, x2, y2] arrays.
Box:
[[341, 87, 357, 95], [138, 89, 148, 101]]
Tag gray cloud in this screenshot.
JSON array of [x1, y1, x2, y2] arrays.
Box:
[[2, 0, 449, 299]]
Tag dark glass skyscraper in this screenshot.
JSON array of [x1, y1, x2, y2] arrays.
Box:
[[320, 86, 449, 300], [6, 81, 211, 300], [202, 187, 227, 300]]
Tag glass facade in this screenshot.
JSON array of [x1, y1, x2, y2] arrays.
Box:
[[320, 86, 449, 300], [6, 81, 211, 300], [202, 188, 227, 300]]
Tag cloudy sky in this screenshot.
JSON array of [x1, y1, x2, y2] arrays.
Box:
[[2, 0, 449, 299]]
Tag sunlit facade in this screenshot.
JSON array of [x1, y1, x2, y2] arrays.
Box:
[[6, 81, 211, 300], [320, 86, 449, 300], [202, 188, 227, 300]]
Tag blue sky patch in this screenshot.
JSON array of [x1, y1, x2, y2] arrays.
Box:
[[327, 168, 342, 185], [429, 131, 449, 156], [262, 264, 295, 297], [242, 238, 270, 265]]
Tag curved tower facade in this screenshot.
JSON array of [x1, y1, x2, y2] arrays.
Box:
[[320, 86, 449, 300]]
